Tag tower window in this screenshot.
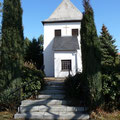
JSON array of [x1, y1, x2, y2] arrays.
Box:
[[72, 29, 78, 36], [61, 60, 71, 71], [55, 30, 61, 37]]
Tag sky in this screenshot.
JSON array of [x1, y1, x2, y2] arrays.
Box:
[[1, 0, 120, 51]]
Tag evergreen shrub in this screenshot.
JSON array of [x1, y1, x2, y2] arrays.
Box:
[[102, 73, 120, 111], [0, 87, 20, 111], [64, 73, 88, 104], [21, 62, 45, 99], [0, 62, 45, 111]]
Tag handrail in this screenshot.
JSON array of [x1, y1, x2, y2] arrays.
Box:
[[6, 78, 41, 101]]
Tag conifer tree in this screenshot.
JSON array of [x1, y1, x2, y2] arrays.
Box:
[[24, 37, 30, 60], [99, 25, 118, 74], [24, 37, 30, 51], [1, 0, 24, 89], [0, 2, 2, 50], [38, 35, 43, 51], [0, 2, 2, 16], [25, 37, 43, 69], [81, 0, 102, 108], [99, 25, 120, 109]]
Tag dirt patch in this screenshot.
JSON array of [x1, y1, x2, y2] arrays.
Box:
[[91, 109, 120, 120], [0, 111, 23, 120]]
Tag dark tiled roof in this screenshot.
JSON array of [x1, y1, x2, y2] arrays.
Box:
[[53, 36, 79, 51]]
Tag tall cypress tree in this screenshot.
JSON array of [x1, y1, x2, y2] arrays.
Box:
[[0, 2, 2, 16], [1, 0, 24, 89], [81, 0, 102, 108], [0, 2, 2, 51]]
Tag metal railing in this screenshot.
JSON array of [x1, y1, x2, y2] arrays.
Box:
[[6, 78, 43, 104]]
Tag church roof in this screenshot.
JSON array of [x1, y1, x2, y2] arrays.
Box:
[[42, 0, 83, 23], [53, 36, 79, 51]]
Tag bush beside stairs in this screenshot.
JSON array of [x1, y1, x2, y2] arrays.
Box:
[[14, 79, 90, 120]]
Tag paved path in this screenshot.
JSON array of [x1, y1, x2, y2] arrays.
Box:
[[14, 79, 90, 120]]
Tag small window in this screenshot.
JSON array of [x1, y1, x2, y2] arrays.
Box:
[[72, 29, 78, 36], [55, 30, 61, 37], [61, 60, 71, 71]]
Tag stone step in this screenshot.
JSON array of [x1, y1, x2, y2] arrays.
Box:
[[14, 79, 90, 120], [45, 86, 64, 90], [40, 90, 65, 94], [14, 112, 90, 120], [21, 99, 68, 106], [19, 105, 87, 113], [47, 81, 64, 86], [45, 77, 65, 81], [37, 94, 65, 100]]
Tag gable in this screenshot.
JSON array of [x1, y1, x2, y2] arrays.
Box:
[[43, 0, 83, 23]]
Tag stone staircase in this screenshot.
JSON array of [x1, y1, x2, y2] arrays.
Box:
[[14, 80, 90, 120]]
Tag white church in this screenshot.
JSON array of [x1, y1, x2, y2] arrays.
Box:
[[42, 0, 83, 77]]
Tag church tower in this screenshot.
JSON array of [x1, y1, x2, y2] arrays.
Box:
[[42, 0, 83, 77]]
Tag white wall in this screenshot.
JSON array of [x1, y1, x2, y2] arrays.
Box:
[[54, 51, 77, 77], [43, 22, 82, 77]]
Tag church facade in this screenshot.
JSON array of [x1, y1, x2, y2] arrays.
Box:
[[42, 0, 83, 77]]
